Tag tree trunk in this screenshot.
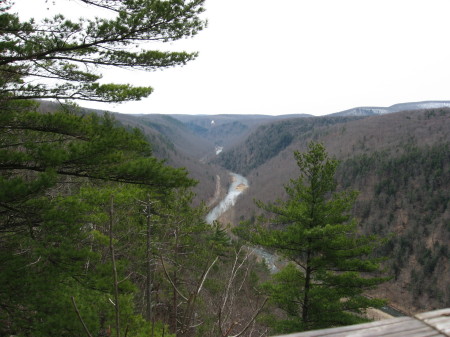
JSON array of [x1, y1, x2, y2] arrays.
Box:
[[172, 229, 179, 335], [146, 199, 153, 322], [302, 250, 312, 326], [109, 195, 120, 337]]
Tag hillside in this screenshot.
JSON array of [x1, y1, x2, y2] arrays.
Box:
[[36, 102, 229, 205], [169, 114, 311, 160], [36, 100, 450, 314], [112, 113, 231, 205], [215, 108, 450, 314], [110, 112, 312, 203], [212, 116, 364, 175]]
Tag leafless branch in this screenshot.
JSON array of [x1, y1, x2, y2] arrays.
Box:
[[71, 296, 94, 337], [160, 255, 188, 302], [229, 298, 268, 337]]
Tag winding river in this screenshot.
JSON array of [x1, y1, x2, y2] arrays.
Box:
[[205, 173, 405, 317], [205, 172, 279, 272], [205, 173, 248, 224]]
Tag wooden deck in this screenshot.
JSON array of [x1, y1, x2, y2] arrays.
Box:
[[272, 308, 450, 337]]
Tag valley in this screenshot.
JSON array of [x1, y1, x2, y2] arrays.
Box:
[[3, 97, 449, 336], [111, 102, 450, 316], [5, 2, 449, 334]]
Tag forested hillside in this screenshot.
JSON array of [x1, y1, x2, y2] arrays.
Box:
[[37, 102, 227, 205], [79, 107, 450, 315], [170, 114, 311, 159], [213, 116, 364, 175], [111, 112, 226, 205], [24, 99, 450, 334], [220, 108, 450, 314]]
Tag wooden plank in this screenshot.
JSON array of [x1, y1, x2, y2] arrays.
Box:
[[272, 318, 411, 337], [272, 308, 450, 337], [415, 308, 450, 336], [415, 308, 450, 320], [380, 327, 444, 337], [425, 315, 450, 330], [272, 318, 432, 337], [328, 320, 434, 337]]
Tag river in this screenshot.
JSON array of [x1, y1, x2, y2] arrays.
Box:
[[205, 172, 279, 272], [205, 173, 248, 224], [205, 172, 405, 317]]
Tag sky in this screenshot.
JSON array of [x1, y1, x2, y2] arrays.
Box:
[[11, 0, 450, 116]]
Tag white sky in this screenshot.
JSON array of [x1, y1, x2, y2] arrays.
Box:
[[11, 0, 450, 116]]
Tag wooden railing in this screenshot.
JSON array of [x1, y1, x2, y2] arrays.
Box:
[[272, 308, 450, 337]]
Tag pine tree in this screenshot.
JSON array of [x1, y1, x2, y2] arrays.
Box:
[[1, 0, 205, 103], [0, 1, 204, 334], [1, 0, 203, 237], [236, 142, 388, 333]]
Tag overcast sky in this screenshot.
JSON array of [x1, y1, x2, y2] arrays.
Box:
[[12, 0, 450, 116]]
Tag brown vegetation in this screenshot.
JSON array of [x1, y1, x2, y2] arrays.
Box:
[[227, 108, 450, 314], [97, 106, 449, 316]]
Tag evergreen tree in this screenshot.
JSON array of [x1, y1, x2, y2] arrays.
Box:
[[0, 106, 197, 335], [1, 0, 203, 237], [0, 102, 195, 233], [1, 0, 205, 102], [236, 142, 388, 333], [0, 1, 204, 334]]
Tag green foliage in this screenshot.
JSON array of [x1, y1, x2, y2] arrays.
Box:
[[0, 101, 195, 236], [0, 2, 275, 336], [235, 143, 388, 333], [1, 0, 206, 103], [154, 190, 229, 334], [0, 172, 203, 336], [0, 89, 196, 336]]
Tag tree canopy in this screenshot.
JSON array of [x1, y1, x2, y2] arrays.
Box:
[[0, 0, 205, 235], [1, 0, 206, 103], [0, 1, 214, 335], [235, 142, 389, 333]]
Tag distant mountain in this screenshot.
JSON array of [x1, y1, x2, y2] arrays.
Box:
[[212, 116, 362, 175], [169, 114, 312, 156], [116, 113, 214, 160], [331, 100, 450, 116]]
